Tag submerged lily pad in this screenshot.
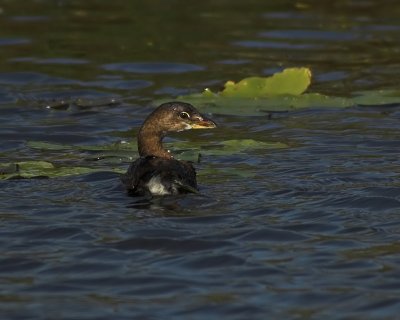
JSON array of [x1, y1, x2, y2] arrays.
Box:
[[198, 165, 256, 178], [26, 141, 73, 151], [27, 140, 137, 152], [170, 139, 288, 161], [2, 137, 286, 179], [211, 139, 287, 155], [27, 140, 138, 165]]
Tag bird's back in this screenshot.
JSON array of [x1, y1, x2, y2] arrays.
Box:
[[121, 156, 198, 196]]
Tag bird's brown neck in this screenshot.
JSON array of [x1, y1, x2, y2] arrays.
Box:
[[137, 123, 173, 159]]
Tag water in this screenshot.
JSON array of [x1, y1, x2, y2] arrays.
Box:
[[1, 1, 400, 319]]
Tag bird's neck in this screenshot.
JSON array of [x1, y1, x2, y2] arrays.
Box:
[[137, 124, 173, 159]]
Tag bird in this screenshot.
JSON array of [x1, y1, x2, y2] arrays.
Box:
[[121, 101, 217, 196]]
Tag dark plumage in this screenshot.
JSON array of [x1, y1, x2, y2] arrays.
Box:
[[121, 101, 216, 196], [122, 156, 198, 195]]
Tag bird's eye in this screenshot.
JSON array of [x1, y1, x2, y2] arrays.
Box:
[[179, 111, 190, 119]]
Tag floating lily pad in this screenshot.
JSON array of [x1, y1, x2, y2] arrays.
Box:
[[175, 92, 350, 116], [351, 90, 400, 106], [0, 160, 124, 180], [171, 67, 400, 115], [219, 67, 311, 98]]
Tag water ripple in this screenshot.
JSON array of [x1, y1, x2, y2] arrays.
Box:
[[102, 62, 205, 74], [0, 38, 31, 46]]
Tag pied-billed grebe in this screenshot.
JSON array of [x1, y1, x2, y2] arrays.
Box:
[[121, 101, 217, 196]]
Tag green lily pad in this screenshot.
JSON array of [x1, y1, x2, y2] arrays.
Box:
[[219, 67, 311, 98], [171, 67, 400, 116], [26, 141, 72, 151], [170, 139, 288, 161], [173, 67, 314, 115], [175, 92, 348, 116], [26, 140, 138, 166], [199, 166, 256, 179], [2, 137, 286, 179], [0, 160, 123, 180], [0, 160, 53, 179], [213, 139, 287, 155], [27, 140, 137, 152], [351, 90, 400, 106]]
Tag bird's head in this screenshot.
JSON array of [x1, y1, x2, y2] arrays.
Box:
[[144, 101, 217, 134]]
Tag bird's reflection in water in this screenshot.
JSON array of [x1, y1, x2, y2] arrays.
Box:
[[127, 193, 218, 216]]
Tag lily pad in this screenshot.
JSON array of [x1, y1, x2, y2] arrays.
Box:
[[351, 90, 400, 106], [0, 160, 122, 180], [219, 67, 311, 98], [170, 139, 288, 161], [199, 165, 256, 179], [26, 141, 73, 151], [27, 140, 137, 152], [172, 67, 400, 116], [26, 140, 138, 165], [2, 137, 287, 179], [0, 160, 54, 179], [212, 139, 287, 155]]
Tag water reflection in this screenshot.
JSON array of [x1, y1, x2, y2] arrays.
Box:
[[126, 192, 221, 216]]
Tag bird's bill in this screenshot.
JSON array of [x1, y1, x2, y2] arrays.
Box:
[[191, 117, 217, 129]]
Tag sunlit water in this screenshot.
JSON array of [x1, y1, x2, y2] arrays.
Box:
[[1, 1, 400, 319]]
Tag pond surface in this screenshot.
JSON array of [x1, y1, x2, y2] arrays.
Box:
[[1, 1, 400, 319]]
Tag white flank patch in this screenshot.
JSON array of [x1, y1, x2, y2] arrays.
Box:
[[146, 175, 170, 195]]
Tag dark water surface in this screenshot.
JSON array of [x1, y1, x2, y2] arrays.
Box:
[[1, 1, 400, 319]]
